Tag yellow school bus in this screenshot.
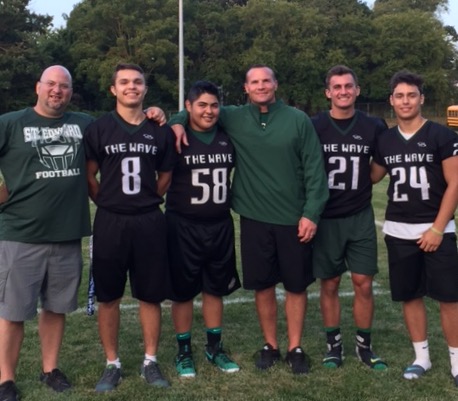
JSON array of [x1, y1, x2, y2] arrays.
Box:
[[447, 105, 458, 129]]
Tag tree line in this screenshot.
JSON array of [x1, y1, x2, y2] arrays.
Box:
[[1, 0, 457, 115]]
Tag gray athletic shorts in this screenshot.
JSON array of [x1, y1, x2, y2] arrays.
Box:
[[0, 240, 82, 321]]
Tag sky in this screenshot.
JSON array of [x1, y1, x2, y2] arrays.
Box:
[[29, 0, 458, 31]]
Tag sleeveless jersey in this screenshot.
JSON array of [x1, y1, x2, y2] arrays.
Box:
[[84, 111, 176, 214], [166, 128, 234, 220], [312, 110, 387, 218], [373, 121, 458, 223], [0, 108, 92, 242]]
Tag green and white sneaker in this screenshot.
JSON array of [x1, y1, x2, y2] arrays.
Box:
[[175, 346, 196, 378], [205, 342, 240, 373], [356, 345, 388, 371], [323, 343, 344, 368]]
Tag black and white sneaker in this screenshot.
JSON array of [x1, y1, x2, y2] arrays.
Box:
[[255, 343, 281, 370], [0, 381, 19, 401], [285, 346, 309, 375], [39, 369, 71, 392]]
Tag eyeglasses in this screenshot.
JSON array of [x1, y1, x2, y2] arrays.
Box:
[[39, 81, 72, 90]]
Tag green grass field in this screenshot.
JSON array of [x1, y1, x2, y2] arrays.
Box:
[[15, 178, 458, 401]]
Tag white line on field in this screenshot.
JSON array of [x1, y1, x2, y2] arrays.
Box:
[[73, 288, 391, 315], [76, 218, 389, 315]]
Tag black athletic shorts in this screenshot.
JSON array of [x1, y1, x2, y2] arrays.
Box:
[[240, 217, 315, 293], [166, 212, 241, 301], [385, 233, 458, 302], [93, 207, 169, 303]]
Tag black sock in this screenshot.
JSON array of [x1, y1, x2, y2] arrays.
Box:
[[176, 332, 192, 353], [206, 327, 222, 348]]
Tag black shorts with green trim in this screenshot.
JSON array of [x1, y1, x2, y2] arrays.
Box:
[[166, 212, 240, 302]]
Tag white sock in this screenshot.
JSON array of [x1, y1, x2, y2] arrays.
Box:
[[449, 346, 458, 377], [411, 340, 432, 370], [144, 353, 157, 365], [107, 358, 121, 369]]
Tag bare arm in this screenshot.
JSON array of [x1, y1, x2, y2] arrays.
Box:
[[417, 156, 458, 252], [0, 183, 8, 203], [86, 159, 100, 202], [157, 171, 173, 197], [370, 161, 387, 183], [171, 124, 189, 154]]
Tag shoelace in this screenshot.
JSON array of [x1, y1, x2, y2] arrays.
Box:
[[213, 350, 232, 364], [144, 363, 162, 380], [102, 367, 119, 379], [178, 354, 194, 369]]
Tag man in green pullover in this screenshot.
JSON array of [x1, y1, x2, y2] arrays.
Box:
[[170, 64, 328, 374]]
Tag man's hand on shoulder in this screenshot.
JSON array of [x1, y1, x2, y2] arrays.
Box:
[[144, 106, 166, 126], [171, 124, 189, 154]]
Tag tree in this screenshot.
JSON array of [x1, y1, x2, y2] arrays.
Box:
[[65, 0, 181, 111], [0, 0, 52, 113], [40, 0, 457, 113], [374, 0, 449, 13], [368, 5, 457, 105]]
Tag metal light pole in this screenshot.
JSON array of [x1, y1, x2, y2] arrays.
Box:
[[178, 0, 184, 110]]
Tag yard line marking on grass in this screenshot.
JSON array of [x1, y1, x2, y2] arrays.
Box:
[[72, 288, 391, 315], [77, 217, 389, 315]]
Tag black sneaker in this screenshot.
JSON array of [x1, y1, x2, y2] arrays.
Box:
[[39, 369, 71, 392], [323, 343, 344, 368], [285, 346, 309, 375], [0, 381, 19, 401], [356, 345, 388, 371], [95, 364, 122, 392], [255, 343, 281, 370], [140, 361, 170, 388]]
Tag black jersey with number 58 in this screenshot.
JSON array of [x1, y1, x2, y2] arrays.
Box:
[[166, 129, 235, 220]]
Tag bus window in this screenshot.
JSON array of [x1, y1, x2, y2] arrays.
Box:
[[447, 105, 458, 128]]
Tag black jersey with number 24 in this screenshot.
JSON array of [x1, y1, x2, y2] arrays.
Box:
[[373, 120, 458, 224]]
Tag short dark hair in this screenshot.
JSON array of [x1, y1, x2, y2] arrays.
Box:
[[111, 63, 145, 86], [325, 65, 358, 88], [245, 64, 277, 82], [389, 70, 424, 94], [187, 81, 220, 103]]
